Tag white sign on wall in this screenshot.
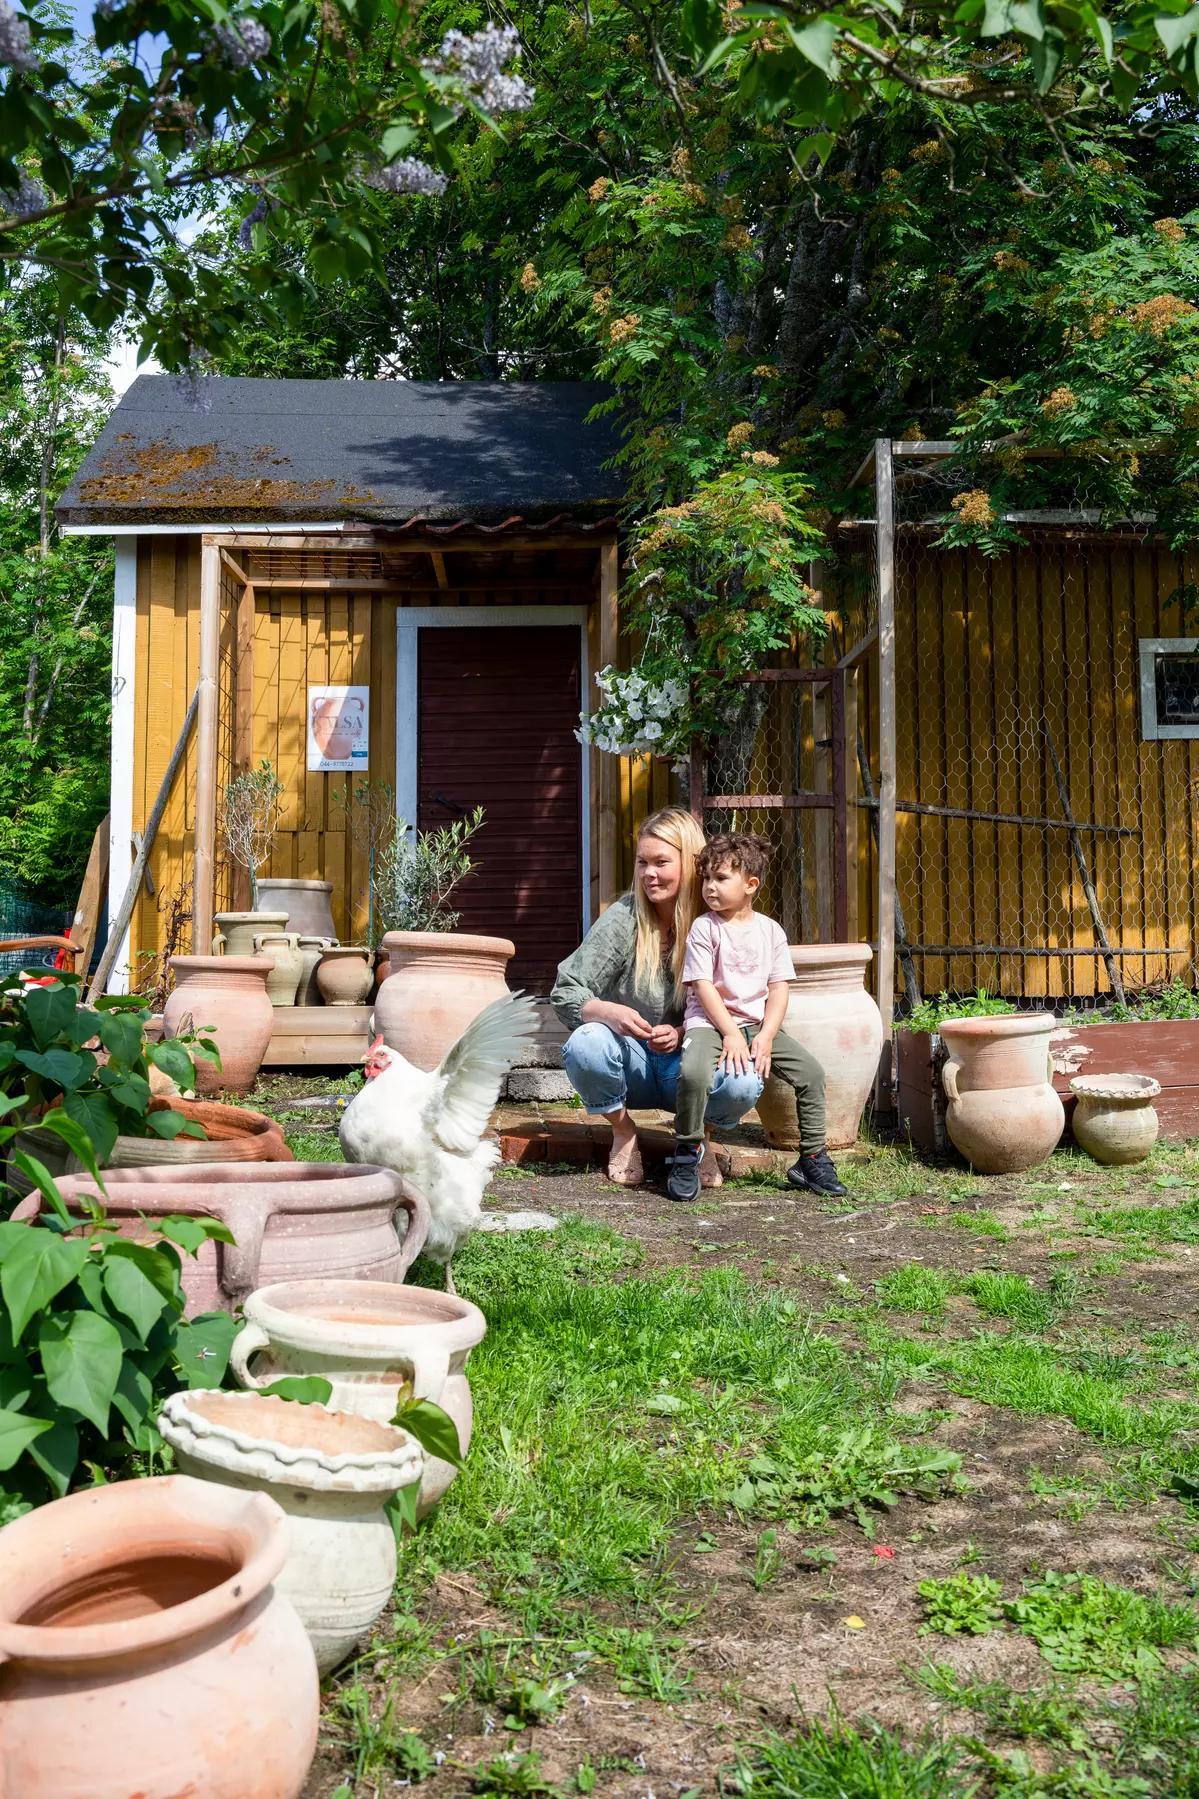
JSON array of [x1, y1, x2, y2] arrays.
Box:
[[307, 685, 369, 772]]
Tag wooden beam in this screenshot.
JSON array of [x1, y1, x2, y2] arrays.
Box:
[[248, 577, 593, 594], [193, 540, 222, 954], [429, 550, 449, 589], [219, 548, 251, 584], [70, 813, 110, 982], [232, 581, 256, 910], [875, 437, 897, 1102], [837, 624, 878, 669], [226, 531, 615, 554], [597, 540, 620, 910]]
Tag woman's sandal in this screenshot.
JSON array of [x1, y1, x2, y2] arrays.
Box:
[[607, 1133, 644, 1187], [700, 1138, 724, 1190]]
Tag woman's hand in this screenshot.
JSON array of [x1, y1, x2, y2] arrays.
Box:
[[720, 1031, 752, 1075], [587, 1000, 653, 1040], [648, 1022, 683, 1054]]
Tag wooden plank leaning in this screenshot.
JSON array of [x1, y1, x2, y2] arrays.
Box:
[[87, 685, 201, 1001]]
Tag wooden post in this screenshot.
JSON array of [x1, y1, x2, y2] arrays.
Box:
[[193, 538, 222, 953], [875, 437, 897, 1108], [597, 539, 620, 912], [232, 579, 256, 911]]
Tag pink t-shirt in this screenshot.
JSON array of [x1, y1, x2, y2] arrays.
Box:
[[682, 912, 795, 1028]]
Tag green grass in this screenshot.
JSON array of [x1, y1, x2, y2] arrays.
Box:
[[1006, 1571, 1198, 1681], [727, 1714, 974, 1799], [875, 1263, 952, 1316], [389, 1221, 960, 1641]]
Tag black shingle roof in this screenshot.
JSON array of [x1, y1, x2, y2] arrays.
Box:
[[57, 376, 625, 527]]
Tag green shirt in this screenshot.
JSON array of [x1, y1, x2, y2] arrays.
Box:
[[550, 893, 681, 1031]]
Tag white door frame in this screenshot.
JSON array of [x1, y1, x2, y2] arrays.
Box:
[[395, 606, 592, 933]]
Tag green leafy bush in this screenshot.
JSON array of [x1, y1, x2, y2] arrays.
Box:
[[0, 972, 218, 1178], [1007, 1571, 1199, 1680], [902, 990, 1017, 1034], [374, 807, 485, 935]]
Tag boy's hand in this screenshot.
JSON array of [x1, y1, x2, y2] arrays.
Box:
[[720, 1032, 751, 1075], [750, 1033, 775, 1080]]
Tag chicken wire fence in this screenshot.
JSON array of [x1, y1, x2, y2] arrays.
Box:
[[698, 444, 1199, 1018]]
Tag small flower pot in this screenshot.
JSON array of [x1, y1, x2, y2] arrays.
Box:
[[159, 1391, 423, 1673], [296, 934, 337, 1006], [253, 932, 304, 1006], [316, 946, 374, 1006], [0, 1475, 318, 1798], [1070, 1072, 1161, 1166]]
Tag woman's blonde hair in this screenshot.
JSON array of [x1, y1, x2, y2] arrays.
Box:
[[632, 806, 706, 1000]]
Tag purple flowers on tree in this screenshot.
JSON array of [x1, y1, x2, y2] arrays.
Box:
[[213, 16, 272, 69], [0, 0, 34, 72], [368, 157, 449, 197], [426, 23, 534, 116], [1, 175, 45, 218]]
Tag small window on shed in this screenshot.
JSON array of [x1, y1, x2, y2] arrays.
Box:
[[1139, 639, 1199, 739]]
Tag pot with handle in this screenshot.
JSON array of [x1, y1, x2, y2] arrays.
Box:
[[229, 1278, 485, 1515], [11, 1163, 429, 1316], [939, 1012, 1064, 1175]]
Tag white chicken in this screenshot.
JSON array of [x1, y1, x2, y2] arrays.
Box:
[[338, 992, 539, 1291]]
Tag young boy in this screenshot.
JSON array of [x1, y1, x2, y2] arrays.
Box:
[[666, 832, 848, 1204]]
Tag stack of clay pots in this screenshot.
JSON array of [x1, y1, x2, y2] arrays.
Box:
[[211, 880, 373, 1010]]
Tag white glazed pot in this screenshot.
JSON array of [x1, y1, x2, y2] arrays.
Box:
[[1070, 1073, 1161, 1166], [229, 1279, 486, 1516], [158, 1391, 423, 1673], [755, 944, 884, 1151]]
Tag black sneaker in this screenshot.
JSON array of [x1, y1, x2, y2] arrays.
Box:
[[665, 1141, 703, 1202], [786, 1148, 847, 1197]]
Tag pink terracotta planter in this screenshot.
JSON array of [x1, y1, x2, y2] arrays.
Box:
[[939, 1012, 1064, 1174], [11, 1162, 430, 1315], [163, 954, 274, 1095], [0, 1474, 318, 1798], [376, 930, 514, 1070]]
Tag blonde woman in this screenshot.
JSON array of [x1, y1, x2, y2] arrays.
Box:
[[551, 807, 763, 1191]]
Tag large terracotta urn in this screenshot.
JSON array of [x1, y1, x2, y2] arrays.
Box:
[[159, 1392, 423, 1674], [256, 879, 337, 941], [376, 930, 514, 1070], [213, 910, 289, 956], [230, 1278, 486, 1516], [12, 1162, 430, 1316], [755, 944, 884, 1151], [0, 1475, 318, 1799], [1070, 1072, 1160, 1166], [162, 954, 274, 1095], [939, 1013, 1064, 1174]]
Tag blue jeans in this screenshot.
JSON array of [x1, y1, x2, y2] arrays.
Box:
[[562, 1021, 763, 1129]]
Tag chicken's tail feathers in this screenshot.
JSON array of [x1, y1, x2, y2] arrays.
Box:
[[426, 990, 541, 1155]]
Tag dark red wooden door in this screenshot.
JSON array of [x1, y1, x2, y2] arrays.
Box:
[[417, 626, 583, 992]]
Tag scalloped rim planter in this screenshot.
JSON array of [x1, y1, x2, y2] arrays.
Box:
[[11, 1162, 429, 1316], [159, 1392, 423, 1673], [230, 1278, 486, 1517], [0, 1474, 318, 1798], [1051, 1019, 1199, 1142], [1069, 1071, 1162, 1166]]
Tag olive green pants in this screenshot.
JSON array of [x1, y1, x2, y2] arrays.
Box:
[[675, 1023, 827, 1148]]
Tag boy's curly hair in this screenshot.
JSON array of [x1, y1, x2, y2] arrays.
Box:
[[698, 832, 771, 882]]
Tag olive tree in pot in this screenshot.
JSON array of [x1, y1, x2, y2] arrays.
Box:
[[370, 803, 513, 1070], [214, 760, 288, 955]]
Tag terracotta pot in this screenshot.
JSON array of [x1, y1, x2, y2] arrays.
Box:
[[0, 1474, 318, 1798], [939, 1013, 1064, 1174], [231, 1279, 486, 1516], [12, 1162, 430, 1316], [254, 932, 303, 1006], [1070, 1072, 1161, 1166], [754, 944, 884, 1151], [296, 934, 336, 1005], [7, 1100, 291, 1194], [377, 931, 514, 1071], [213, 911, 289, 956], [257, 880, 337, 941], [159, 1391, 423, 1673], [316, 946, 374, 1006], [163, 954, 274, 1096]]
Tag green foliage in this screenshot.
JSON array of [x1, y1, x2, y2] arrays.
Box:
[[902, 991, 1017, 1033], [221, 760, 283, 907], [918, 1570, 1005, 1637], [374, 806, 485, 934], [726, 1713, 975, 1799], [875, 1263, 952, 1316], [1006, 1571, 1199, 1680], [915, 1667, 1089, 1750], [0, 971, 218, 1168], [0, 1202, 237, 1506], [472, 1751, 559, 1798]]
